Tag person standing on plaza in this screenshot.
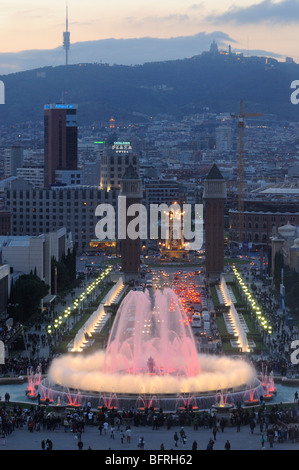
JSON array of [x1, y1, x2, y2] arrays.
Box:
[[220, 417, 226, 432], [250, 418, 256, 434], [268, 432, 274, 449], [64, 418, 69, 433], [179, 427, 186, 443], [207, 438, 215, 450], [225, 440, 231, 450], [46, 439, 53, 450], [138, 436, 145, 449], [126, 426, 132, 444], [174, 431, 179, 447], [77, 439, 83, 450], [103, 421, 109, 435]]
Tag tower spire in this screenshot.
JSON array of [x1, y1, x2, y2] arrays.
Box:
[[63, 0, 70, 66]]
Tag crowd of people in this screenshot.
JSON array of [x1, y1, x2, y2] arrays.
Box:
[[236, 264, 299, 378], [0, 320, 22, 347], [0, 355, 50, 377], [1, 401, 299, 449]]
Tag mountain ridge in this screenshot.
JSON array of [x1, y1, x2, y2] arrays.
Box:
[[0, 52, 298, 126]]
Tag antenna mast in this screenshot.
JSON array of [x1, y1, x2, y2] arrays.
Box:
[[63, 0, 70, 66]]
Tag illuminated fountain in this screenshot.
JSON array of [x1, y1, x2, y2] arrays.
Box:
[[176, 394, 198, 411], [98, 393, 118, 410], [211, 389, 234, 412], [260, 365, 275, 401], [40, 288, 263, 411], [136, 395, 159, 411], [267, 371, 277, 395], [39, 386, 54, 405], [243, 382, 260, 406], [26, 366, 42, 399]]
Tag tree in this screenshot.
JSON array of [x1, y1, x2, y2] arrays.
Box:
[[286, 281, 299, 314], [9, 274, 49, 322], [273, 251, 284, 291], [51, 259, 70, 293]]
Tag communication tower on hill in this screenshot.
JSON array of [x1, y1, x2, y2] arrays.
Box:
[[63, 0, 71, 66]]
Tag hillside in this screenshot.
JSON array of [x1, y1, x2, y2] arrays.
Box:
[[0, 53, 299, 125]]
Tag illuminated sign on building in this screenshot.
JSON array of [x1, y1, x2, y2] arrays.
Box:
[[112, 142, 132, 153], [44, 104, 78, 110]]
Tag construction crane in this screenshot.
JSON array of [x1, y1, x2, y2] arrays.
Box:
[[231, 101, 263, 247]]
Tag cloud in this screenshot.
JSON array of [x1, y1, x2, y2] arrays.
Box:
[[126, 14, 191, 26], [0, 32, 236, 75], [188, 3, 205, 11], [207, 0, 299, 25]]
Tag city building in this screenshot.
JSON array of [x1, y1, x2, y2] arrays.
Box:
[[0, 264, 10, 315], [215, 125, 234, 153], [54, 169, 82, 186], [229, 183, 299, 249], [16, 167, 44, 188], [0, 210, 11, 235], [119, 164, 142, 283], [44, 103, 78, 188], [3, 177, 118, 253], [100, 141, 139, 190], [203, 164, 227, 281], [271, 223, 299, 276], [0, 228, 71, 293], [5, 146, 24, 177], [144, 180, 182, 208], [81, 161, 101, 186]]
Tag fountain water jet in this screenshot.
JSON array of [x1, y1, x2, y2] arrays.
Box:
[[41, 288, 262, 411], [103, 289, 201, 377], [26, 366, 42, 399]]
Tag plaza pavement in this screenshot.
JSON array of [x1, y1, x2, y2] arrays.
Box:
[[1, 421, 299, 451]]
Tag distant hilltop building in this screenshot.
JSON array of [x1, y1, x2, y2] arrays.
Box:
[[210, 40, 219, 55]]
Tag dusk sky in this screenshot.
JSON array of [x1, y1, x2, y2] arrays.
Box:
[[0, 0, 299, 61]]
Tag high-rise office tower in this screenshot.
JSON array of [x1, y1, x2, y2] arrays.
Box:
[[44, 103, 78, 188], [6, 146, 24, 177], [215, 126, 233, 153], [203, 164, 226, 281], [100, 141, 139, 191]]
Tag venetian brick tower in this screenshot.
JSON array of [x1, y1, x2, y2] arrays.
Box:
[[203, 164, 227, 281], [119, 164, 142, 283]]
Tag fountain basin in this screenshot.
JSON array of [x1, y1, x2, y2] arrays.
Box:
[[38, 377, 264, 412], [244, 399, 260, 406], [43, 288, 261, 412]]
